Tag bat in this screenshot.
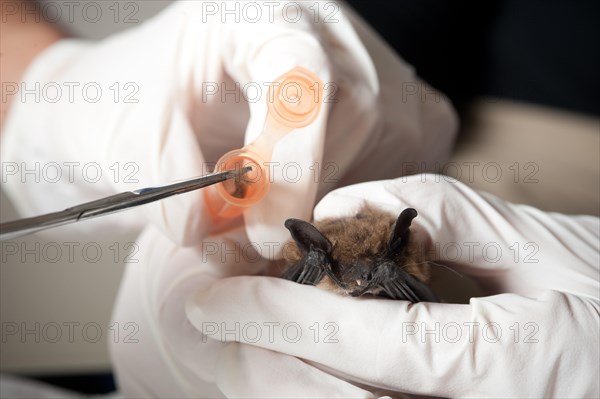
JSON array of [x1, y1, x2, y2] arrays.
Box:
[[281, 204, 439, 303]]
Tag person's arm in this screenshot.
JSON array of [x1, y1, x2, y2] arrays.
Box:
[[0, 0, 65, 128]]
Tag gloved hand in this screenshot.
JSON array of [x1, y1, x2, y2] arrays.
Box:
[[187, 175, 600, 398], [0, 1, 456, 247], [91, 3, 458, 396]]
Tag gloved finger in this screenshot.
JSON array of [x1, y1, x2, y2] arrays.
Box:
[[188, 276, 600, 398], [216, 343, 382, 399], [313, 175, 600, 276]]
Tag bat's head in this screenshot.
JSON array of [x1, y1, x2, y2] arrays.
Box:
[[283, 205, 439, 302]]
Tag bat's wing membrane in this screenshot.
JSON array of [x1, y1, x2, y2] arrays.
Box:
[[281, 260, 310, 283], [370, 264, 439, 303], [282, 251, 327, 285]]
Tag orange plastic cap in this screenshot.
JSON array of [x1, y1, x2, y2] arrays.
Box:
[[204, 149, 269, 219]]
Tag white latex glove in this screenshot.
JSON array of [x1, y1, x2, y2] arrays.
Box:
[[187, 175, 600, 398], [1, 1, 456, 247]]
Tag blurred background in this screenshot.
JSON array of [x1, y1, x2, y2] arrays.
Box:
[[1, 0, 598, 395], [1, 1, 171, 394]]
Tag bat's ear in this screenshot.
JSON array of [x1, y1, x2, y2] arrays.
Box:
[[284, 219, 332, 256], [388, 208, 418, 255]]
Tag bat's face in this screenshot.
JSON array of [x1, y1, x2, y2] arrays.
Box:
[[282, 204, 439, 303], [335, 258, 379, 293]]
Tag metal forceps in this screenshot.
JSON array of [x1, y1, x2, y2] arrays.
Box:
[[0, 167, 251, 241]]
